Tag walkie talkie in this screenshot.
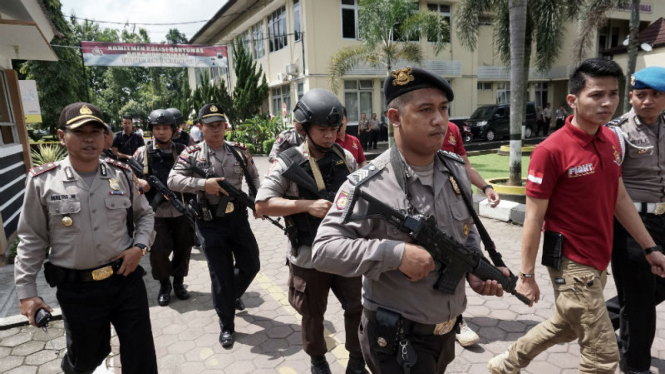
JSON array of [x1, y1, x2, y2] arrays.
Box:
[[34, 308, 57, 353]]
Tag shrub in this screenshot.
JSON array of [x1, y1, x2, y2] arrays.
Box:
[[245, 143, 256, 155], [263, 139, 276, 155], [31, 144, 68, 166]]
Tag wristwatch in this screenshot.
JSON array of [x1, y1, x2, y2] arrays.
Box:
[[519, 272, 535, 279], [644, 245, 663, 255], [135, 243, 147, 256], [482, 185, 494, 193]]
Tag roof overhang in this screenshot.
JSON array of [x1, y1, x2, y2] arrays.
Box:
[[0, 20, 57, 61]]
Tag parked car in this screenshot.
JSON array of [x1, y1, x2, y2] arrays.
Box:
[[466, 102, 536, 141]]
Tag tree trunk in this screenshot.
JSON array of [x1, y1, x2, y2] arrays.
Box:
[[509, 0, 527, 186], [624, 0, 640, 113]]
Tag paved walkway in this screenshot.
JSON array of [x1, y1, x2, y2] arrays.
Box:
[[1, 155, 664, 373]]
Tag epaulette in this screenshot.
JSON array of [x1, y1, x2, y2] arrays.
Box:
[[606, 116, 629, 128], [228, 140, 247, 150], [438, 150, 465, 164], [29, 162, 59, 176], [347, 159, 386, 187], [185, 144, 201, 153], [103, 157, 130, 171]]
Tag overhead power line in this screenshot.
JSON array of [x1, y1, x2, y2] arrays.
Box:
[[63, 15, 208, 26]]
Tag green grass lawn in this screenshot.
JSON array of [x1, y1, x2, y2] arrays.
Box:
[[467, 153, 531, 182]]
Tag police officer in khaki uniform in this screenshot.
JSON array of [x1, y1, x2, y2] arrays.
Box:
[[605, 66, 665, 374], [312, 68, 508, 374], [15, 102, 157, 374], [268, 122, 305, 163], [255, 89, 367, 374], [133, 109, 194, 307], [168, 103, 261, 348]]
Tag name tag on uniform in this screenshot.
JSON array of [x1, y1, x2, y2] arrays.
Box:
[[50, 194, 78, 201]]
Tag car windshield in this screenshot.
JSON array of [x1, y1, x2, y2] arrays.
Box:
[[470, 106, 495, 120]]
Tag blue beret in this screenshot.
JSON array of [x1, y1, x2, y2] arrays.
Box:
[[384, 67, 454, 104], [631, 66, 665, 92]]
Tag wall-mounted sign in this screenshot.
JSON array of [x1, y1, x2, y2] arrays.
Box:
[[18, 80, 42, 123], [80, 42, 228, 68]]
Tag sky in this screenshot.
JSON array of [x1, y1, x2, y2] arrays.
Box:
[[59, 0, 228, 43]]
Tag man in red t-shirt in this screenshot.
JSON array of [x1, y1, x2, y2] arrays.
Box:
[[441, 122, 500, 207], [337, 107, 367, 167], [488, 59, 665, 374]]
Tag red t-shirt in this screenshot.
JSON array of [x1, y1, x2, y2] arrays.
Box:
[[526, 116, 623, 270], [440, 122, 466, 156], [336, 133, 366, 164]]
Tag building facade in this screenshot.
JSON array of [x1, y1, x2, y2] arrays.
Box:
[[188, 0, 664, 127], [0, 0, 57, 260]]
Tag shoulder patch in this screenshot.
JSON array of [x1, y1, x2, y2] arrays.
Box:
[[438, 150, 465, 164], [606, 116, 629, 128], [29, 162, 59, 176], [230, 141, 247, 150], [103, 157, 131, 171], [347, 161, 385, 187], [185, 144, 201, 153]]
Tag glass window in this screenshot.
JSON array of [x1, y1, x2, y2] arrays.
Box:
[[427, 3, 452, 42], [0, 71, 17, 145], [297, 82, 304, 101], [272, 85, 292, 117], [294, 0, 302, 42], [341, 0, 359, 39], [477, 82, 492, 90], [393, 2, 420, 41], [252, 22, 265, 59], [268, 6, 288, 52], [344, 79, 373, 123], [238, 30, 251, 56]]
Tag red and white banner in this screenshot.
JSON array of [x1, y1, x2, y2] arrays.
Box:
[[80, 42, 228, 68]]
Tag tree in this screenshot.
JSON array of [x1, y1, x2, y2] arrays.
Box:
[[328, 0, 450, 93], [508, 0, 527, 186], [231, 43, 269, 126]]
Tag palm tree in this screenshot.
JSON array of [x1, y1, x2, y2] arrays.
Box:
[[508, 0, 527, 186], [328, 0, 450, 93]]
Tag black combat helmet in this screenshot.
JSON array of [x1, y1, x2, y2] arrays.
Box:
[[147, 109, 176, 132], [166, 108, 184, 125], [293, 89, 343, 131]]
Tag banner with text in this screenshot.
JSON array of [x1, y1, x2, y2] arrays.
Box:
[[80, 42, 228, 68]]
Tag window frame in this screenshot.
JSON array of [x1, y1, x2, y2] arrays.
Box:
[[294, 0, 302, 42], [0, 70, 18, 146], [252, 21, 266, 59], [268, 6, 288, 53], [426, 3, 452, 43], [341, 0, 359, 40], [343, 79, 374, 123]]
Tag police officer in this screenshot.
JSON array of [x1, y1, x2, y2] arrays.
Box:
[[605, 66, 665, 374], [268, 121, 305, 163], [167, 107, 193, 147], [112, 114, 145, 160], [255, 89, 367, 374], [15, 102, 157, 374], [168, 103, 261, 348], [312, 68, 508, 374], [133, 109, 194, 306]]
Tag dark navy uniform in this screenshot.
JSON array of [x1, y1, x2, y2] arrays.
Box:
[[112, 130, 145, 158]]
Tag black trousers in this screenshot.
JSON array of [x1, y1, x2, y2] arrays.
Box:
[[370, 130, 380, 149], [150, 215, 194, 281], [56, 266, 157, 374], [359, 131, 368, 150], [607, 215, 665, 371], [197, 209, 260, 333], [359, 313, 456, 374]]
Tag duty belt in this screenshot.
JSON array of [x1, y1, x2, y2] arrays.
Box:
[[634, 202, 665, 216], [364, 308, 458, 336], [58, 260, 122, 283]]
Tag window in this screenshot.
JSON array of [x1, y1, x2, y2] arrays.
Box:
[[252, 22, 265, 59], [344, 80, 373, 122], [272, 85, 292, 117], [341, 0, 359, 39], [268, 6, 288, 52], [297, 82, 304, 101], [238, 30, 251, 56], [497, 82, 510, 104], [0, 71, 17, 145], [393, 2, 420, 41], [477, 82, 492, 91], [427, 3, 452, 42], [294, 0, 302, 42]]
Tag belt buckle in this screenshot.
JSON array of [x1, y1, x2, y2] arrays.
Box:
[[655, 203, 665, 215], [225, 202, 235, 214], [92, 266, 113, 281], [433, 319, 456, 336]]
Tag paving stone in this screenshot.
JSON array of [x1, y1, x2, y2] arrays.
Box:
[[0, 333, 32, 347], [11, 341, 44, 356], [35, 359, 62, 374], [0, 328, 21, 340], [5, 366, 37, 374], [24, 348, 59, 366], [0, 356, 24, 372]]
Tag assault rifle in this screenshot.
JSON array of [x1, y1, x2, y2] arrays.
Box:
[[126, 158, 204, 244], [188, 165, 286, 232], [342, 189, 531, 305]]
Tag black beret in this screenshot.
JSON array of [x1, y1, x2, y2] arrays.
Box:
[[58, 102, 105, 130], [383, 67, 454, 104]]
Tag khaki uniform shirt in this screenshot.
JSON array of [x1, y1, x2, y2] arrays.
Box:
[[167, 140, 261, 205], [14, 157, 155, 300], [268, 128, 304, 163], [133, 143, 182, 218], [358, 119, 370, 132], [312, 150, 480, 324], [617, 109, 665, 202], [369, 119, 380, 131], [255, 144, 358, 268]]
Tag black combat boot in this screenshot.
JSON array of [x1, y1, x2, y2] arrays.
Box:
[[173, 276, 190, 300], [311, 355, 331, 374], [158, 279, 171, 306], [235, 298, 245, 311], [346, 353, 369, 374]]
